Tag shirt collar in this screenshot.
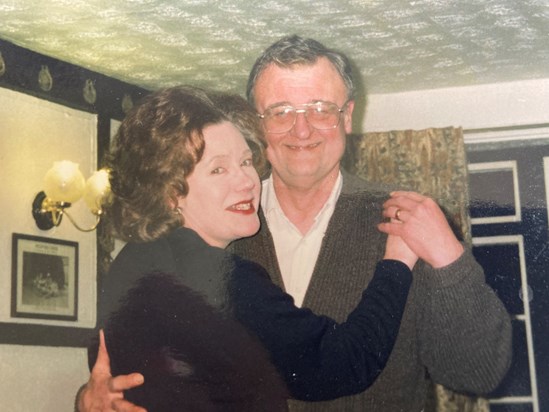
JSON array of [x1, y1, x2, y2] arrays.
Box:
[[261, 171, 343, 222]]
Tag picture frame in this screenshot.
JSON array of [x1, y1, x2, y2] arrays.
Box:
[[11, 233, 78, 321]]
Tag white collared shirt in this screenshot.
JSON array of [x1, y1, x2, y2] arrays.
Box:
[[261, 172, 343, 307]]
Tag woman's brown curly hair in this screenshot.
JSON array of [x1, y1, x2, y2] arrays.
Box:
[[105, 85, 265, 243]]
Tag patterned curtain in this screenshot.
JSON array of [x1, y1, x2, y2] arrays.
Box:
[[342, 127, 489, 412]]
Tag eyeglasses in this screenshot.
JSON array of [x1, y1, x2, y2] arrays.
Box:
[[258, 101, 349, 134]]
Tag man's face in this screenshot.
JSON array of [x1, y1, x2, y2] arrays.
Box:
[[253, 57, 354, 188]]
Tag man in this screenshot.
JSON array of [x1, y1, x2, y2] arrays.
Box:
[[78, 35, 511, 412], [231, 34, 511, 411]]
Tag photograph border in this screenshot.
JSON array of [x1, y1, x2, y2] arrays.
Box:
[[11, 233, 78, 322]]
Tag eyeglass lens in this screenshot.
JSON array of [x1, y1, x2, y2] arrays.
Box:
[[263, 102, 343, 133]]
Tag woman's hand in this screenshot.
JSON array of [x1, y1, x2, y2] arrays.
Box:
[[383, 233, 418, 270], [77, 330, 146, 412]]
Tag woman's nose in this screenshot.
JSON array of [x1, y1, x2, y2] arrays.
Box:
[[236, 168, 256, 190]]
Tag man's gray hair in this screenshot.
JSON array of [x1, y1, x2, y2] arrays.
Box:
[[246, 35, 355, 108]]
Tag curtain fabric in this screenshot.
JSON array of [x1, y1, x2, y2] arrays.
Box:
[[342, 127, 489, 412]]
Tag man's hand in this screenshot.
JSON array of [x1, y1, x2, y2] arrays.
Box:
[[77, 330, 146, 412], [378, 191, 464, 268]]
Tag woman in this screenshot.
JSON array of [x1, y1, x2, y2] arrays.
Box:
[[82, 86, 417, 411]]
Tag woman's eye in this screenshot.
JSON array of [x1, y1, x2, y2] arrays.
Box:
[[211, 167, 225, 174], [242, 158, 253, 167]]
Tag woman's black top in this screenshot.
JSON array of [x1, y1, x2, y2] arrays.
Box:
[[89, 227, 412, 411]]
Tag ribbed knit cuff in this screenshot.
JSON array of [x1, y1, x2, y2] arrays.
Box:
[[422, 246, 485, 288]]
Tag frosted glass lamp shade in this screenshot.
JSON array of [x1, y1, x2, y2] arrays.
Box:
[[43, 160, 86, 203], [83, 169, 111, 214]]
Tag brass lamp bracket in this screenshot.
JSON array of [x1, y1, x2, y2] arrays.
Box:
[[31, 191, 69, 230]]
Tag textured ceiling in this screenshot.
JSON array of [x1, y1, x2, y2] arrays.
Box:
[[0, 0, 548, 95]]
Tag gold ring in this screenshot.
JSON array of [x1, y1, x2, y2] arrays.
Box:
[[395, 208, 402, 221]]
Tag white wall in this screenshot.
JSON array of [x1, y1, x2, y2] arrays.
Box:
[[0, 345, 89, 411], [0, 87, 97, 411], [362, 78, 549, 133], [0, 88, 98, 328]]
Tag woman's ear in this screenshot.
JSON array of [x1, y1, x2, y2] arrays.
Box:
[[171, 195, 185, 216]]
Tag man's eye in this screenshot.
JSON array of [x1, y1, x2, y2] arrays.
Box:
[[272, 107, 293, 118], [242, 159, 253, 167], [311, 104, 330, 115]]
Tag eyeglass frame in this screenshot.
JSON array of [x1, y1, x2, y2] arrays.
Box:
[[257, 100, 351, 134]]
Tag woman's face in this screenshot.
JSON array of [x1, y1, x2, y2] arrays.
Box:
[[178, 121, 261, 248]]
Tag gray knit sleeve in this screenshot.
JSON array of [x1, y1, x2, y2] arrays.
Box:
[[415, 248, 512, 394]]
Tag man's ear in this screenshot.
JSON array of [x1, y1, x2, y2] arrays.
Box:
[[343, 100, 355, 134]]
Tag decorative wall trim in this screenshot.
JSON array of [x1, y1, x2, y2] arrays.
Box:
[[468, 160, 521, 224], [0, 38, 149, 120], [473, 235, 539, 412], [465, 125, 549, 144], [543, 157, 549, 231]]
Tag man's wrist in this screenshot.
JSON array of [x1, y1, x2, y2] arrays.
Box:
[[429, 241, 464, 268]]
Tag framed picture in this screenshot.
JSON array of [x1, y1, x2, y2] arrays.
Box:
[[11, 233, 78, 321]]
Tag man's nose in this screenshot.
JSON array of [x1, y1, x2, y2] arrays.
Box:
[[291, 111, 312, 139]]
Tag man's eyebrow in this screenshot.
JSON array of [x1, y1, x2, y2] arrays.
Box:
[[264, 101, 292, 109], [266, 100, 328, 109]]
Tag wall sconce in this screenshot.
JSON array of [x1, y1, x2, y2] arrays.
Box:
[[32, 160, 111, 232]]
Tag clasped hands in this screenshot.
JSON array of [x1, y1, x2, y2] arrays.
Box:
[[378, 191, 464, 269]]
